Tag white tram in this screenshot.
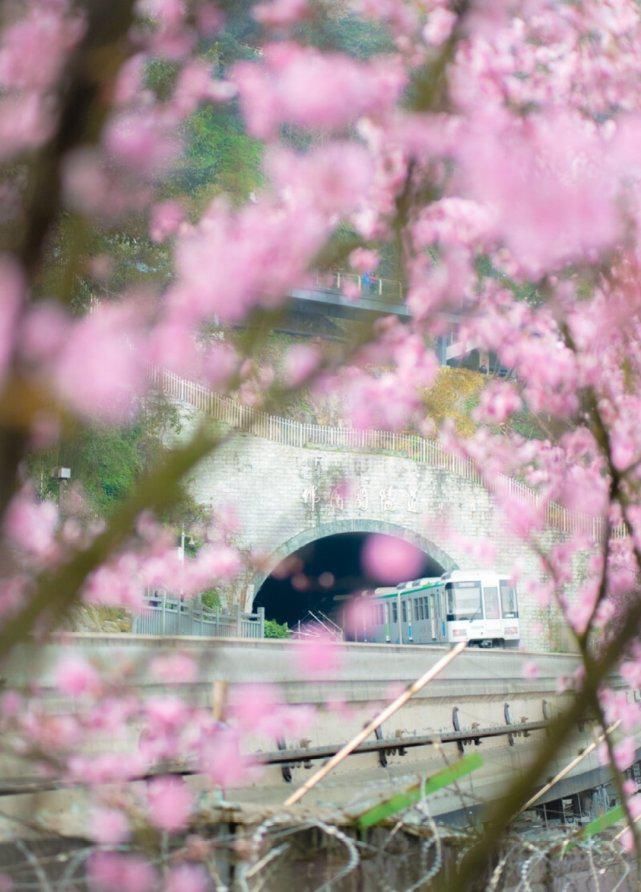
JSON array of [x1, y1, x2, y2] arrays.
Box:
[[366, 570, 520, 648]]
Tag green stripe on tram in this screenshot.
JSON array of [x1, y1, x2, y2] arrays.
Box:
[[377, 582, 442, 600]]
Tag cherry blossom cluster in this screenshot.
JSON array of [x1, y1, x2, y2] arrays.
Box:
[[4, 0, 641, 879]]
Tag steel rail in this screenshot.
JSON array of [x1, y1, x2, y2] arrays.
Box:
[[0, 719, 556, 798]]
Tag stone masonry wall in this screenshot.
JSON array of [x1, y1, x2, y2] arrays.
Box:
[[172, 404, 573, 652]]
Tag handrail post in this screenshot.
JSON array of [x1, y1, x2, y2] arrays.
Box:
[[258, 606, 265, 638]]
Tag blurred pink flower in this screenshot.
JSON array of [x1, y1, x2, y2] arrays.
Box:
[[150, 653, 198, 684], [105, 112, 180, 176], [522, 661, 540, 680], [0, 7, 83, 92], [233, 43, 405, 138], [199, 727, 254, 787], [342, 596, 379, 638], [474, 382, 522, 425], [254, 0, 309, 27], [54, 655, 102, 698], [88, 853, 156, 892], [147, 776, 193, 833], [293, 631, 342, 677], [361, 534, 424, 584], [282, 344, 321, 388], [598, 736, 636, 772], [4, 491, 58, 559], [52, 302, 147, 423], [349, 248, 379, 273], [165, 864, 210, 892], [90, 807, 130, 845], [150, 200, 185, 242], [423, 8, 456, 46], [229, 684, 284, 733]]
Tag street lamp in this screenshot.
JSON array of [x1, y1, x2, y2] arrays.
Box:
[[51, 467, 71, 510]]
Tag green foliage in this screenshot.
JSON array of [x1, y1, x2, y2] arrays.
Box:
[[580, 804, 624, 840], [264, 618, 291, 639], [356, 753, 483, 828], [177, 106, 263, 207], [297, 10, 393, 58], [476, 254, 542, 305], [201, 588, 221, 610], [67, 425, 145, 515], [29, 391, 207, 530]]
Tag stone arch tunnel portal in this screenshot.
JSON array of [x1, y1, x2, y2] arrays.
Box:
[[253, 531, 446, 629]]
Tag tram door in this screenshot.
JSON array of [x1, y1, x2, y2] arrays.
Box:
[[429, 590, 437, 640]]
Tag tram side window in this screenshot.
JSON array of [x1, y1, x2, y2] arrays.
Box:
[[500, 580, 519, 618], [391, 602, 398, 623], [402, 601, 408, 623]]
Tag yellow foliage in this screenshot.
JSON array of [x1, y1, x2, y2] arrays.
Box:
[[423, 367, 486, 437]]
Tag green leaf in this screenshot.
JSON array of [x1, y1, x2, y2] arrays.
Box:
[[357, 753, 483, 829], [581, 805, 625, 839]]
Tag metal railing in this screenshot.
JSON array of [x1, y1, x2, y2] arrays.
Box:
[[133, 590, 265, 639], [313, 271, 404, 303]]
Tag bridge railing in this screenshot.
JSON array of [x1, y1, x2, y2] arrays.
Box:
[[133, 590, 265, 639], [154, 369, 627, 542], [313, 271, 404, 303]]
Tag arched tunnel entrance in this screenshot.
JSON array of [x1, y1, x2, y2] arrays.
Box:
[[254, 532, 445, 629]]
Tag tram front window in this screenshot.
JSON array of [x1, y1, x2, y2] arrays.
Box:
[[500, 580, 518, 618], [446, 581, 482, 621], [483, 586, 500, 619]]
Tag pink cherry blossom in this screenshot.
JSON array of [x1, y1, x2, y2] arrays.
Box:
[[474, 382, 522, 425], [342, 595, 380, 638], [293, 630, 342, 677], [598, 736, 636, 772], [4, 491, 58, 559], [233, 43, 405, 138], [52, 302, 147, 422], [90, 807, 131, 845], [88, 853, 156, 892], [423, 8, 456, 46], [254, 0, 309, 27], [361, 534, 425, 584], [150, 200, 186, 243], [229, 683, 284, 735], [199, 727, 254, 787], [150, 653, 198, 684], [147, 776, 193, 833], [54, 655, 102, 698], [282, 344, 321, 388], [164, 864, 210, 892], [0, 6, 83, 92], [349, 248, 379, 274]]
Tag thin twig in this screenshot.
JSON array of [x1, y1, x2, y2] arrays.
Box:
[[283, 642, 467, 806], [519, 721, 620, 813]]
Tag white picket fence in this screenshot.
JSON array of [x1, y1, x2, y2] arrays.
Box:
[[153, 368, 627, 542]]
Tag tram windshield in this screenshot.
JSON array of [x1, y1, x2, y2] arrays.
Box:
[[500, 580, 518, 618], [483, 585, 500, 619], [446, 581, 482, 620]]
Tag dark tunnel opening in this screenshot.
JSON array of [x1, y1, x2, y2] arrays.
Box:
[[254, 532, 444, 628]]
